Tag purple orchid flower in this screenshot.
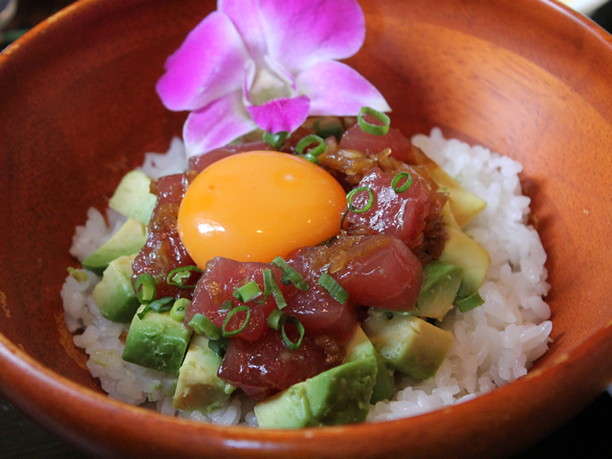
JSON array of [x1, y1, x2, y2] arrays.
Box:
[[156, 0, 390, 157]]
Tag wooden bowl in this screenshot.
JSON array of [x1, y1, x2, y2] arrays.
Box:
[[0, 0, 610, 457]]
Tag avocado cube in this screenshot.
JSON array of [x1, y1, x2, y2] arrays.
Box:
[[344, 325, 394, 403], [109, 170, 157, 224], [344, 325, 376, 362], [440, 202, 461, 230], [415, 261, 464, 321], [424, 162, 486, 228], [122, 305, 192, 374], [93, 254, 139, 323], [82, 218, 147, 273], [173, 336, 235, 413], [363, 313, 453, 380], [254, 356, 377, 429], [371, 353, 395, 404], [439, 226, 490, 297]]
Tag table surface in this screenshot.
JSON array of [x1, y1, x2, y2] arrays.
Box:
[[2, 1, 612, 457]]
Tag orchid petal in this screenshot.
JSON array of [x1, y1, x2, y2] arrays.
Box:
[[156, 12, 249, 111], [297, 61, 390, 116], [242, 58, 257, 104], [183, 91, 255, 156], [257, 0, 365, 74], [246, 96, 310, 133], [218, 0, 267, 59]]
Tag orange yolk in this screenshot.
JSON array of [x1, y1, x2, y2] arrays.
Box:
[[177, 151, 347, 269]]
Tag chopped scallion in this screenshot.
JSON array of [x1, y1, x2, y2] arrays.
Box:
[[267, 309, 284, 331], [263, 131, 289, 150], [189, 313, 222, 340], [263, 268, 287, 309], [340, 209, 349, 231], [357, 106, 390, 136], [233, 280, 263, 303], [270, 257, 309, 291], [137, 296, 174, 320], [222, 305, 251, 337], [166, 265, 203, 288], [170, 298, 190, 322], [136, 305, 150, 320], [295, 134, 326, 163], [67, 267, 88, 283], [455, 292, 485, 312], [391, 171, 413, 193], [208, 337, 229, 357], [149, 296, 175, 313], [280, 316, 305, 351], [346, 186, 375, 213], [313, 118, 345, 140], [318, 272, 348, 304], [134, 273, 156, 303], [219, 299, 234, 311]]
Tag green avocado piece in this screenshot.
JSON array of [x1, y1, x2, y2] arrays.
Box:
[[122, 305, 192, 375], [172, 335, 235, 413], [415, 261, 464, 321], [93, 254, 139, 323], [423, 162, 487, 228], [254, 357, 377, 429], [344, 325, 395, 403], [440, 202, 461, 230], [363, 312, 453, 380], [108, 170, 157, 224], [370, 352, 396, 403], [82, 218, 147, 273], [439, 226, 490, 298]]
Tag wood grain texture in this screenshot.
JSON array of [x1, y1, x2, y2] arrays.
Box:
[[0, 0, 611, 457]]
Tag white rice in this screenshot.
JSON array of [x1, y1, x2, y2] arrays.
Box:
[[61, 129, 552, 426]]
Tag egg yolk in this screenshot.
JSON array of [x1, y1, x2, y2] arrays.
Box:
[[178, 151, 347, 269]]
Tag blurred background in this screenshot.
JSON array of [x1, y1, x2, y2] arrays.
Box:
[[1, 0, 611, 457], [1, 0, 612, 49]]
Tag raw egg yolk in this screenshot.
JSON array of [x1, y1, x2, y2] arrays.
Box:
[[177, 151, 346, 269]]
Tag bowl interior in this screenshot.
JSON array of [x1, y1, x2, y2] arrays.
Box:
[[0, 0, 610, 457]]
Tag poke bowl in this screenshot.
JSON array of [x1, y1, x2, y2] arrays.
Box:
[[0, 0, 611, 457]]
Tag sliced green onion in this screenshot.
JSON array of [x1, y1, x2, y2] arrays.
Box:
[[67, 267, 88, 283], [233, 280, 263, 303], [391, 171, 413, 193], [208, 337, 229, 357], [271, 257, 309, 291], [263, 131, 289, 149], [318, 272, 348, 304], [219, 299, 234, 311], [346, 186, 375, 213], [136, 305, 150, 320], [263, 268, 287, 309], [189, 313, 222, 340], [295, 134, 326, 163], [134, 273, 156, 303], [313, 118, 345, 140], [137, 296, 174, 320], [280, 316, 305, 351], [166, 265, 203, 288], [170, 298, 190, 322], [455, 292, 485, 312], [222, 305, 251, 337], [357, 106, 390, 136], [339, 209, 349, 231], [149, 296, 174, 312], [267, 309, 284, 331]]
